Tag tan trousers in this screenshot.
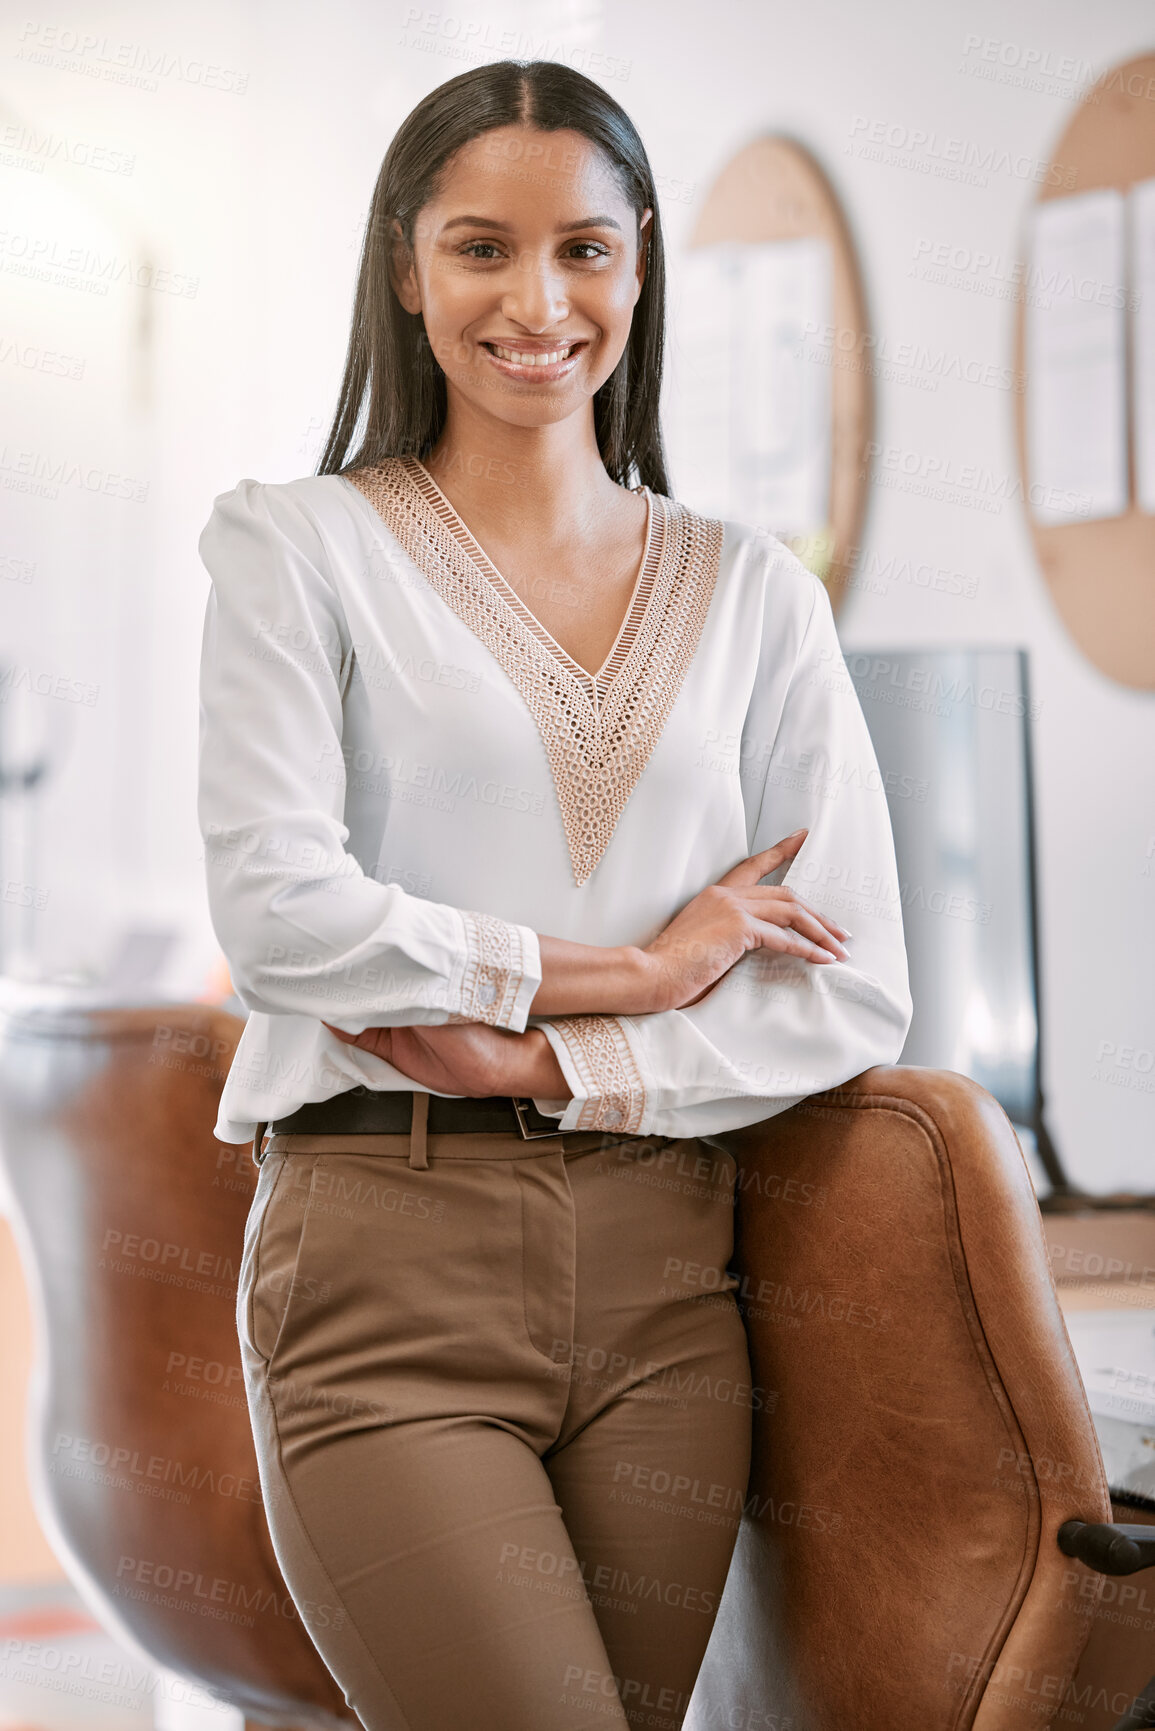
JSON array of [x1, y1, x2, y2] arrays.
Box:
[[236, 1098, 754, 1731]]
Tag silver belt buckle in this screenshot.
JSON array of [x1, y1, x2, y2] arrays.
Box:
[[511, 1096, 562, 1140]]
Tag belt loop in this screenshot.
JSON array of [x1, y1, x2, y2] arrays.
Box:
[[251, 1121, 270, 1168], [408, 1091, 430, 1168]]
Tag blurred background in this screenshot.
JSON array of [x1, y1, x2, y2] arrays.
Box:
[[1, 1, 1153, 1725]]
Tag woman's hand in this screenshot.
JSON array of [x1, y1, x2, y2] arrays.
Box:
[[638, 828, 853, 1013], [321, 1020, 571, 1101], [324, 829, 848, 1046]]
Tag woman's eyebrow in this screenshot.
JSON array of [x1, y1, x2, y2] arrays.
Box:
[[440, 213, 622, 233]]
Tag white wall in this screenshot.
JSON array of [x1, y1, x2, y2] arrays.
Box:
[[3, 0, 1151, 1189]]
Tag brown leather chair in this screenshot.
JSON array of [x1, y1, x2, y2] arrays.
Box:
[[692, 1076, 1150, 1731], [0, 1003, 1145, 1730], [0, 1003, 357, 1730]]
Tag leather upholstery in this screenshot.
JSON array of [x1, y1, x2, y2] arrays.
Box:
[[693, 1068, 1112, 1730], [0, 1008, 1113, 1730], [0, 1004, 358, 1730]]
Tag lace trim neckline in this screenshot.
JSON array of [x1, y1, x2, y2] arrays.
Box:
[[341, 454, 724, 885], [404, 456, 660, 695]]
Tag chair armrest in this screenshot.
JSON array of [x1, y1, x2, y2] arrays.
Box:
[[1058, 1520, 1155, 1575]]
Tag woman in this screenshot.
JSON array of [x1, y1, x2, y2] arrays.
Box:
[[197, 58, 912, 1731]]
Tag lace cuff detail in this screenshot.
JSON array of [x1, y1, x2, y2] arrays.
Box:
[[444, 908, 539, 1031], [537, 1016, 648, 1133]]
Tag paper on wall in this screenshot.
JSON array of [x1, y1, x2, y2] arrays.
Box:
[[1025, 188, 1128, 526], [1130, 177, 1155, 515], [672, 237, 832, 539]]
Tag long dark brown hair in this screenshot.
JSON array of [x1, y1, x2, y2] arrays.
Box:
[[316, 59, 670, 494]]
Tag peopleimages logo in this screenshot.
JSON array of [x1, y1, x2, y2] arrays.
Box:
[[795, 320, 1026, 394], [14, 23, 249, 94], [844, 653, 1042, 719], [861, 441, 1090, 518], [910, 237, 1133, 309], [315, 741, 547, 814], [846, 114, 1075, 189]]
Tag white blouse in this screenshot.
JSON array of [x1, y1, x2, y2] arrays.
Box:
[[197, 454, 913, 1146]]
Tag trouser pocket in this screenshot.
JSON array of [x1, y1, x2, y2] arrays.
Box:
[[239, 1152, 319, 1368]]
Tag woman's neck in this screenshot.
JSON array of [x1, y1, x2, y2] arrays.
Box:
[[423, 403, 631, 550]]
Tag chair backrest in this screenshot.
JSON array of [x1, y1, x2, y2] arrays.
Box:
[[689, 1064, 1113, 1731], [0, 1008, 1113, 1730], [0, 1003, 358, 1730]]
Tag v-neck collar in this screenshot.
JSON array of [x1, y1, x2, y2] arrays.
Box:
[[340, 454, 724, 886], [403, 456, 659, 696]]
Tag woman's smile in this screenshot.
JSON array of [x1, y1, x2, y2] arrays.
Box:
[[479, 337, 589, 380], [387, 122, 647, 433]]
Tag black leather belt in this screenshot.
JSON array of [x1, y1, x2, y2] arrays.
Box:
[[265, 1088, 563, 1142]]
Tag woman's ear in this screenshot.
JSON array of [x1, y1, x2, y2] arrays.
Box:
[[387, 217, 422, 314]]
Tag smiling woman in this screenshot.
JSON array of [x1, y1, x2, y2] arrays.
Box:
[[404, 159, 641, 397], [378, 118, 656, 676], [196, 55, 911, 1731], [319, 68, 667, 491]]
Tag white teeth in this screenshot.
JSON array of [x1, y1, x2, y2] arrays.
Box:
[[489, 343, 576, 366]]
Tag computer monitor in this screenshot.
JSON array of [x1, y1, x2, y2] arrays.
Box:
[[846, 646, 1064, 1190]]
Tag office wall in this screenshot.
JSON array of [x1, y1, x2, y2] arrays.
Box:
[[3, 0, 1151, 1189]]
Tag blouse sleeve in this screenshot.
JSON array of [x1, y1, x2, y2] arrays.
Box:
[[532, 554, 914, 1137], [197, 479, 542, 1032]]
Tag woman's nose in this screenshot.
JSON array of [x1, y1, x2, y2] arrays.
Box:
[[499, 248, 570, 329]]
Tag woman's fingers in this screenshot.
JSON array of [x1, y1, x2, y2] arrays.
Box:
[[319, 1019, 514, 1098], [714, 830, 808, 888], [741, 882, 852, 945], [744, 892, 851, 957], [321, 1021, 392, 1059], [719, 836, 855, 944], [772, 906, 849, 958], [750, 918, 841, 963]]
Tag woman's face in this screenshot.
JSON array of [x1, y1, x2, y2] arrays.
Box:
[[390, 124, 652, 435]]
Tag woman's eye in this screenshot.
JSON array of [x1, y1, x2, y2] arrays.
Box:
[[457, 240, 611, 262]]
